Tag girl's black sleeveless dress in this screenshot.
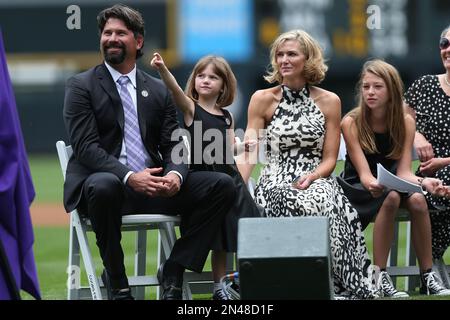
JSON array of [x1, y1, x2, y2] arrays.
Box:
[[185, 104, 261, 252], [337, 132, 404, 230]]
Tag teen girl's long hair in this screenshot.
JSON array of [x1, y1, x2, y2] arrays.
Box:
[[347, 59, 405, 159]]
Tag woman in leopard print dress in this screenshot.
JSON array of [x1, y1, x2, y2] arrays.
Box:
[[239, 30, 377, 299]]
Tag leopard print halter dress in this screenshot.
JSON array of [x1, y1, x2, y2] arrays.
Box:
[[254, 85, 377, 299]]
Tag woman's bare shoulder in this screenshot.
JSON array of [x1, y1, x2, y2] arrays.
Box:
[[248, 86, 281, 117], [251, 86, 281, 103], [311, 86, 341, 106]]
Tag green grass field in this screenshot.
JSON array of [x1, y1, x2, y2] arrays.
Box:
[[31, 226, 164, 300], [27, 155, 450, 300], [29, 155, 64, 203]]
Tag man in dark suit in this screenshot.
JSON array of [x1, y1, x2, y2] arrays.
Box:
[[63, 4, 235, 300]]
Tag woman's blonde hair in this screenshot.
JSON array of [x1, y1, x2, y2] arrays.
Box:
[[347, 59, 405, 159], [264, 29, 328, 85], [184, 55, 237, 108]]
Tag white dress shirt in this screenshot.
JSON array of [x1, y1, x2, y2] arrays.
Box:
[[104, 62, 183, 185]]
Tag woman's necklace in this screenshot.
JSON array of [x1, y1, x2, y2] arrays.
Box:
[[444, 74, 450, 87]]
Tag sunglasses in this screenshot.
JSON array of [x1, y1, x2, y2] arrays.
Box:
[[440, 37, 450, 50]]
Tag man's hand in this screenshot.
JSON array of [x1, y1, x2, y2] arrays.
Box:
[[160, 172, 181, 197], [127, 167, 170, 197]]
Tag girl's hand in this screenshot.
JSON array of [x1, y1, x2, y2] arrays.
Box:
[[234, 138, 257, 155], [367, 181, 385, 198], [362, 177, 384, 198], [244, 139, 257, 152], [150, 52, 165, 70]]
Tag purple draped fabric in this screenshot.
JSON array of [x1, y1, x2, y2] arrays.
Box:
[[0, 28, 41, 300]]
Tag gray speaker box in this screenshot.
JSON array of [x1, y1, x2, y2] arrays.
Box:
[[237, 217, 333, 300]]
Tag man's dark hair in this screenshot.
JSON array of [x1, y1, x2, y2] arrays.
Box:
[[97, 4, 145, 59]]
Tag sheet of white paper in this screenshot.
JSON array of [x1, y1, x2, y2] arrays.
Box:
[[377, 163, 423, 194]]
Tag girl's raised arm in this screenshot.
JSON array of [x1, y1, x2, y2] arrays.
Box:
[[151, 52, 194, 119]]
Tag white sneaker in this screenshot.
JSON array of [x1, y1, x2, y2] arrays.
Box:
[[212, 288, 229, 300], [420, 271, 450, 296], [377, 271, 409, 298]]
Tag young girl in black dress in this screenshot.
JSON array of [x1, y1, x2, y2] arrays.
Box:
[[151, 53, 260, 300]]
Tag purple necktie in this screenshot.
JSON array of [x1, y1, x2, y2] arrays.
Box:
[[117, 76, 147, 172]]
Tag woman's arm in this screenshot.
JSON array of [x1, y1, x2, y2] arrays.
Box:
[[397, 116, 447, 195], [403, 101, 434, 161], [231, 109, 257, 156], [396, 116, 421, 182], [237, 90, 269, 183], [315, 91, 341, 178], [341, 115, 384, 197], [151, 53, 194, 123], [228, 112, 251, 157]]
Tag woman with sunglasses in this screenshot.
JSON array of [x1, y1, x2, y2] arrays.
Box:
[[404, 24, 450, 265]]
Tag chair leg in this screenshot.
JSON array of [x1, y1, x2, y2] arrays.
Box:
[[159, 222, 175, 257], [72, 212, 103, 300], [405, 221, 420, 291], [134, 229, 147, 300], [405, 220, 411, 291], [67, 216, 80, 300], [225, 252, 235, 273], [156, 232, 164, 300], [182, 278, 193, 300], [158, 222, 193, 300], [389, 221, 400, 287]]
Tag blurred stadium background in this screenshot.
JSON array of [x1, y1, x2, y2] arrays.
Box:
[[2, 0, 450, 299], [3, 0, 450, 153]]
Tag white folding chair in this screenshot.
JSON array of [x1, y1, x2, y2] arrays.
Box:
[[56, 140, 191, 300]]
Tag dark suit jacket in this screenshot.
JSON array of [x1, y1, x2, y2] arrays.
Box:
[[63, 63, 188, 212]]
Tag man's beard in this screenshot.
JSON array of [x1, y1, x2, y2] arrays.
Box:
[[102, 43, 127, 65]]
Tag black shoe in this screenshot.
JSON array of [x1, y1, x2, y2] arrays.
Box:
[[157, 262, 183, 300], [101, 269, 134, 300]]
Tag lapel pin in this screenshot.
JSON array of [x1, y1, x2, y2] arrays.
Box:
[[141, 90, 148, 97]]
